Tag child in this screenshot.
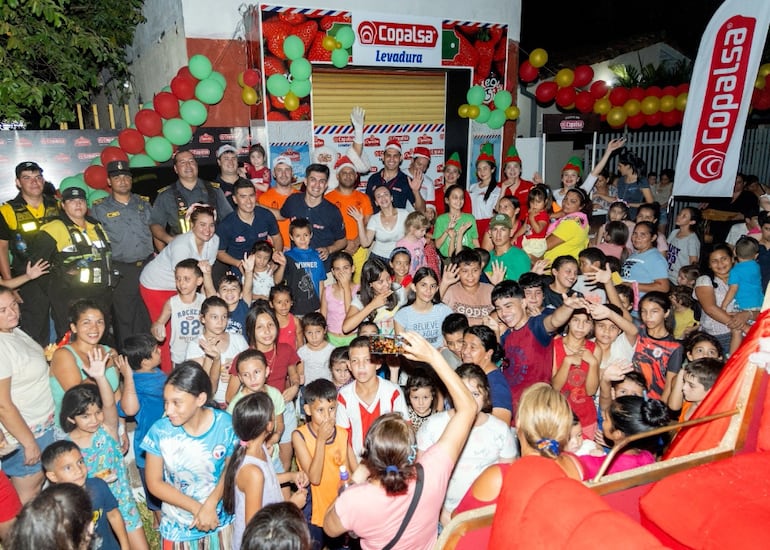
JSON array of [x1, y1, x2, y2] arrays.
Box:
[[683, 330, 724, 362], [395, 211, 429, 276], [186, 296, 249, 407], [439, 248, 494, 326], [434, 184, 479, 257], [574, 247, 623, 304], [329, 346, 353, 390], [151, 258, 206, 369], [250, 240, 276, 301], [519, 272, 547, 317], [677, 264, 700, 288], [515, 184, 550, 258], [406, 369, 437, 432], [119, 334, 166, 524], [269, 284, 304, 351], [41, 440, 128, 550], [544, 255, 579, 309], [244, 143, 271, 195], [335, 336, 408, 459], [218, 259, 254, 336], [59, 351, 147, 549], [440, 312, 469, 369], [579, 395, 670, 478], [292, 379, 357, 549], [273, 218, 325, 316], [723, 236, 763, 353], [343, 257, 407, 336], [597, 220, 630, 262], [321, 251, 359, 347], [389, 247, 413, 287], [297, 312, 335, 386], [395, 267, 454, 348], [483, 195, 522, 250], [485, 214, 531, 283], [141, 363, 238, 547], [224, 392, 308, 550], [552, 309, 600, 438], [670, 285, 699, 340], [595, 201, 635, 249], [566, 413, 599, 456], [666, 207, 701, 284], [668, 357, 724, 421]]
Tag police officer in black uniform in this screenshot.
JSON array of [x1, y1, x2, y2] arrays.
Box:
[[0, 161, 60, 345], [91, 160, 154, 347]]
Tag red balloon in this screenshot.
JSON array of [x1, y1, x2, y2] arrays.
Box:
[[661, 85, 678, 97], [100, 146, 128, 166], [645, 112, 662, 126], [676, 83, 690, 94], [171, 75, 196, 101], [629, 87, 646, 101], [153, 92, 180, 119], [627, 113, 645, 129], [572, 65, 594, 88], [556, 86, 577, 108], [755, 88, 770, 111], [177, 66, 198, 83], [519, 60, 539, 83], [589, 80, 609, 99], [135, 109, 163, 137], [535, 81, 558, 103], [243, 69, 260, 87], [84, 165, 109, 190], [661, 110, 679, 127], [646, 85, 663, 98], [118, 128, 145, 155], [609, 87, 629, 106], [574, 91, 595, 113]]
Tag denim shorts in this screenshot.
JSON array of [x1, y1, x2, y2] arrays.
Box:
[[280, 400, 298, 444], [2, 427, 54, 478]]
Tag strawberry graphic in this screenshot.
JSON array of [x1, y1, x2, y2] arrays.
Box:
[[270, 94, 286, 110], [451, 30, 478, 68], [267, 111, 289, 121], [307, 33, 332, 62], [263, 19, 291, 59], [294, 20, 318, 51], [493, 30, 507, 62], [320, 14, 350, 31], [290, 103, 311, 121], [263, 56, 286, 77], [278, 12, 306, 25], [474, 29, 496, 81]]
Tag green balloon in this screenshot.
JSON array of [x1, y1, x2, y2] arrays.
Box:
[[209, 71, 226, 90], [487, 109, 507, 129], [266, 74, 291, 97], [335, 26, 355, 49], [161, 86, 172, 93], [493, 90, 513, 110], [180, 99, 208, 126], [195, 78, 225, 105], [109, 139, 119, 147], [467, 85, 485, 106], [163, 118, 193, 146], [476, 105, 491, 123], [142, 101, 153, 110], [129, 154, 156, 168], [90, 157, 103, 166], [331, 48, 349, 69], [283, 35, 305, 61], [290, 58, 312, 81], [87, 188, 110, 207], [189, 54, 213, 80], [290, 78, 312, 98], [59, 175, 88, 192], [145, 136, 174, 162]]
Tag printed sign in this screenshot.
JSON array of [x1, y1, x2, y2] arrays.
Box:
[[352, 12, 442, 67]]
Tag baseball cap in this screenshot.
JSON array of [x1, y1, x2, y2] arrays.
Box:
[[489, 213, 512, 230], [216, 144, 238, 158], [61, 187, 87, 201], [106, 160, 131, 177], [15, 161, 42, 178], [273, 155, 292, 169]]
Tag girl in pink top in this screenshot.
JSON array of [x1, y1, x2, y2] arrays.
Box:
[[270, 285, 303, 351], [321, 251, 360, 347]]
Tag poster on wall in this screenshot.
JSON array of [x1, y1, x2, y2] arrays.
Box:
[[351, 12, 442, 68], [470, 128, 503, 182]]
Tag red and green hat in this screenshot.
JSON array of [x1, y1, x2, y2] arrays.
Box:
[[476, 143, 496, 165], [445, 152, 462, 172], [503, 145, 522, 165], [562, 156, 583, 176]]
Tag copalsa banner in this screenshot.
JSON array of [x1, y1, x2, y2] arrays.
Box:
[[673, 1, 770, 197]]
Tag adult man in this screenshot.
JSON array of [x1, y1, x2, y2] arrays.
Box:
[[29, 187, 115, 341], [311, 105, 370, 191], [0, 161, 60, 345], [91, 160, 153, 347], [213, 144, 251, 207], [216, 179, 282, 276], [485, 213, 531, 283], [365, 140, 426, 214], [409, 146, 436, 217], [149, 148, 232, 248], [258, 155, 298, 248], [278, 164, 346, 271]]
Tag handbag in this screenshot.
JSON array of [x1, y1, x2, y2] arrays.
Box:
[[382, 463, 424, 550]]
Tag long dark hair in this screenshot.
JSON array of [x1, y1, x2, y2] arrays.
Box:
[[360, 258, 398, 310], [608, 395, 670, 454], [360, 413, 417, 496], [60, 384, 101, 434], [638, 290, 675, 334], [480, 160, 499, 202], [245, 299, 280, 348], [565, 187, 592, 217], [406, 267, 440, 306], [464, 325, 505, 364], [223, 392, 275, 515], [166, 361, 212, 402]]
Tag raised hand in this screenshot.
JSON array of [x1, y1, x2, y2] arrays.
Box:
[[408, 169, 423, 192], [442, 262, 460, 286], [241, 252, 256, 274], [562, 293, 590, 311], [198, 260, 212, 275], [400, 331, 435, 363], [606, 137, 627, 153], [114, 354, 133, 378], [584, 262, 613, 285], [531, 259, 548, 275], [26, 259, 50, 280], [272, 250, 287, 266], [83, 347, 108, 379], [488, 261, 507, 285], [198, 336, 221, 360], [371, 289, 394, 308]]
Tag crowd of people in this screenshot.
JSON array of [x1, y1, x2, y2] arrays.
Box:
[[1, 116, 766, 550]]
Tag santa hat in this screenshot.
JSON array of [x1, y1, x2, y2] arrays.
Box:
[[445, 152, 462, 172], [384, 139, 402, 153], [412, 146, 430, 159], [562, 156, 583, 176], [476, 143, 496, 165], [503, 145, 522, 166], [334, 155, 357, 173]]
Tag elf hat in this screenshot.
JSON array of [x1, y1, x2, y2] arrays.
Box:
[[476, 143, 496, 165], [445, 152, 463, 172], [503, 145, 522, 166], [562, 156, 583, 176]]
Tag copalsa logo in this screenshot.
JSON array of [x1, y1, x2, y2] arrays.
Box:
[[357, 21, 438, 48]]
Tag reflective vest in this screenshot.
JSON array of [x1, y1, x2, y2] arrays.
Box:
[[172, 182, 219, 235], [56, 219, 115, 288], [9, 196, 59, 266]]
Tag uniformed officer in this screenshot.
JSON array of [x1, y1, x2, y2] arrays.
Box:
[[91, 160, 154, 347], [29, 187, 115, 342], [149, 147, 232, 249], [213, 144, 252, 208], [0, 161, 60, 345]]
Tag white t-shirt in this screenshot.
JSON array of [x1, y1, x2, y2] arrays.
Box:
[[169, 293, 205, 364], [185, 332, 248, 404], [140, 231, 219, 291], [297, 342, 335, 385], [468, 182, 500, 220], [366, 209, 409, 259]]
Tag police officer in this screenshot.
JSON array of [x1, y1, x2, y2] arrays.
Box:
[[0, 161, 60, 345], [91, 160, 153, 347], [149, 147, 232, 249], [29, 187, 115, 342]]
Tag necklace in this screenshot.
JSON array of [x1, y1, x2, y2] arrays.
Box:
[[262, 344, 277, 371]]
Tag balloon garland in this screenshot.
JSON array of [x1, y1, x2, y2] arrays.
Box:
[[457, 85, 519, 128]]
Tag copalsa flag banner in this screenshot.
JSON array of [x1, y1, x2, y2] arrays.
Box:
[[673, 1, 770, 197]]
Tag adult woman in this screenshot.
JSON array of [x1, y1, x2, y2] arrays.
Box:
[[652, 168, 674, 228], [621, 221, 670, 296], [468, 144, 500, 237], [543, 188, 591, 265], [434, 152, 471, 216], [695, 244, 754, 355], [461, 325, 513, 426], [498, 146, 532, 221], [351, 184, 408, 264], [323, 332, 476, 550], [0, 285, 56, 504], [704, 174, 759, 243], [615, 150, 653, 219]]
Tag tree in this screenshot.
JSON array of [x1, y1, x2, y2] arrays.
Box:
[[0, 0, 145, 128]]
